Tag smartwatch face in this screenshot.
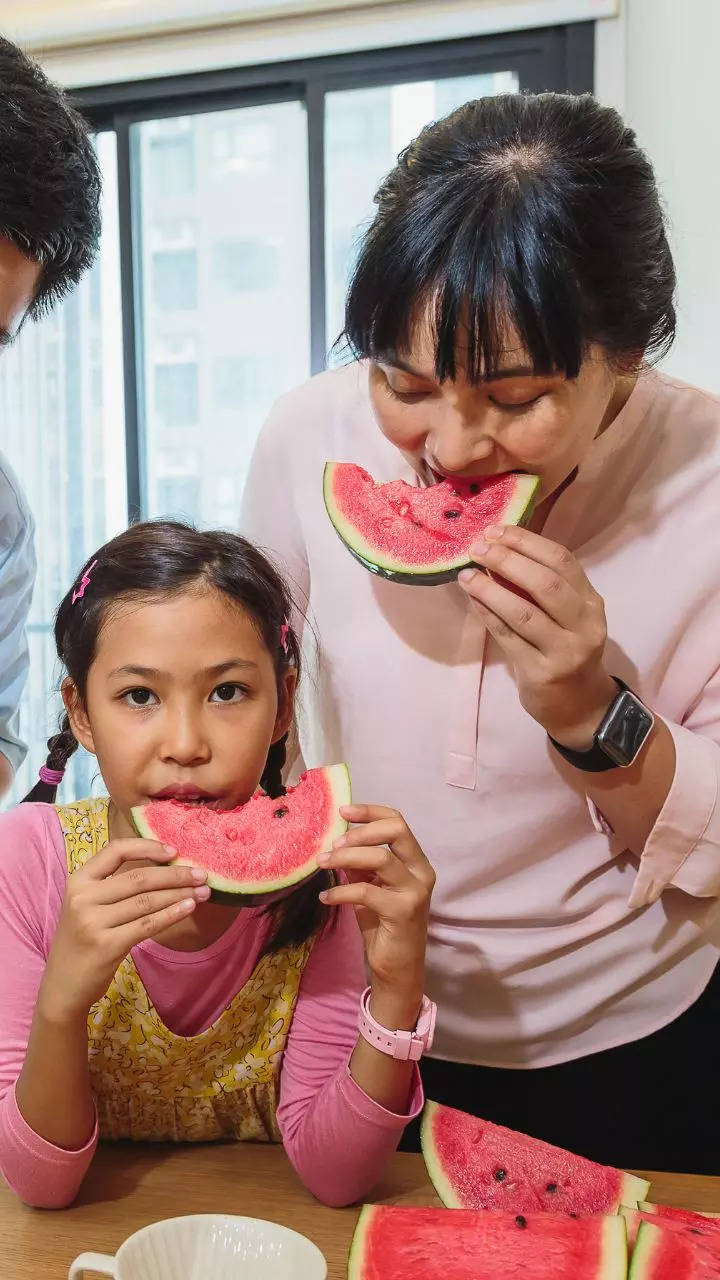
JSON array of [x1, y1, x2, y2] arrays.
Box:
[[597, 691, 654, 766]]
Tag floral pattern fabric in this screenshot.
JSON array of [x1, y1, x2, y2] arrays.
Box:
[[57, 797, 314, 1144]]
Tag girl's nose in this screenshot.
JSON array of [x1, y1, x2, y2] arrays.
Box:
[[159, 710, 211, 766]]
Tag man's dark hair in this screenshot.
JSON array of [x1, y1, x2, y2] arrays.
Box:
[[0, 37, 101, 315]]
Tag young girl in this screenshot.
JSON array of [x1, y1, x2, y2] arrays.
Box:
[[0, 520, 435, 1209]]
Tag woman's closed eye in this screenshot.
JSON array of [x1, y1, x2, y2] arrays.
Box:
[[210, 682, 247, 704]]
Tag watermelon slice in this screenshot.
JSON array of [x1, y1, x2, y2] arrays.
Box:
[[640, 1204, 720, 1230], [323, 462, 539, 585], [421, 1101, 650, 1215], [348, 1205, 628, 1280], [131, 764, 351, 897], [629, 1222, 720, 1279], [622, 1208, 720, 1257]]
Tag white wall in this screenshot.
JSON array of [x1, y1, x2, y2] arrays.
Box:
[[596, 1, 720, 393]]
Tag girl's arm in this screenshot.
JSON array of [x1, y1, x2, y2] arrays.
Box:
[[278, 808, 433, 1207], [0, 806, 98, 1209]]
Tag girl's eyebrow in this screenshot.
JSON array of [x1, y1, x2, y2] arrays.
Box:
[[108, 660, 258, 679]]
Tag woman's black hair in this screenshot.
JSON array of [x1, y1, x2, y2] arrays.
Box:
[[344, 92, 676, 381], [24, 520, 331, 954], [0, 37, 101, 314]]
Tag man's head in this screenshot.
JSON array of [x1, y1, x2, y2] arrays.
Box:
[[0, 37, 101, 342]]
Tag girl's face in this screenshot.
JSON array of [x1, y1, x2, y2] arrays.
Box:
[[65, 587, 294, 824], [368, 321, 635, 503]]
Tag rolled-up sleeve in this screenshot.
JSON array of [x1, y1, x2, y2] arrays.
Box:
[[0, 458, 36, 772], [625, 666, 720, 908]]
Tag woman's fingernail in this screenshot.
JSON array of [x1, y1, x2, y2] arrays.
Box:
[[332, 837, 346, 849], [458, 568, 477, 585], [178, 898, 195, 912], [194, 885, 211, 900], [163, 845, 177, 856], [191, 868, 207, 883], [316, 852, 330, 865], [485, 524, 504, 540], [470, 539, 489, 558]]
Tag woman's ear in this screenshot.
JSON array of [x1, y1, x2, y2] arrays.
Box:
[[61, 678, 97, 757], [272, 667, 297, 745]]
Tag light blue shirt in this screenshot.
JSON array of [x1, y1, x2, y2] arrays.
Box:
[[0, 453, 35, 772]]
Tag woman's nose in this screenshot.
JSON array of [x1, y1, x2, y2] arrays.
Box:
[[427, 417, 495, 476]]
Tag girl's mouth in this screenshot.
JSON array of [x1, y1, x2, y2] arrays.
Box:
[[149, 786, 223, 806]]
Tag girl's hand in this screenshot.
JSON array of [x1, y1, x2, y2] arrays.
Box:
[[459, 523, 618, 749], [39, 839, 210, 1024], [317, 805, 435, 1023]]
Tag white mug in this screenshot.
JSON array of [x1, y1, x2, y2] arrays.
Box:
[[68, 1213, 328, 1280]]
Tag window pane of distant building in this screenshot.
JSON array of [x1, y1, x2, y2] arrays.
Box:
[[0, 134, 126, 805], [324, 71, 520, 357], [136, 102, 311, 527]]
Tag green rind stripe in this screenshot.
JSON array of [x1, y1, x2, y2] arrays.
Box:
[[420, 1101, 462, 1207], [347, 1205, 375, 1280], [628, 1223, 664, 1279]]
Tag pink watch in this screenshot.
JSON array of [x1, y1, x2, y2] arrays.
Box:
[[358, 986, 437, 1061]]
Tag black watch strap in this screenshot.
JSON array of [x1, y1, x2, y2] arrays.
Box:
[[548, 679, 629, 772]]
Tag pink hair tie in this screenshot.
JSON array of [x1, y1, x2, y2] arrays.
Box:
[[280, 618, 290, 654], [39, 766, 65, 786]]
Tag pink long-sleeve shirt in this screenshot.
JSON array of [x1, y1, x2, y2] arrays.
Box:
[[241, 362, 720, 1069], [0, 802, 421, 1209]]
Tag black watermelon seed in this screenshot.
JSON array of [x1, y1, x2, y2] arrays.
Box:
[[494, 1169, 507, 1182], [691, 1229, 703, 1235], [546, 1183, 558, 1193], [515, 1216, 527, 1229], [443, 509, 461, 519], [470, 483, 479, 495], [273, 806, 289, 818], [569, 1213, 578, 1220]]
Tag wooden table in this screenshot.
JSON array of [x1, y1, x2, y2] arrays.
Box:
[[3, 1143, 720, 1279]]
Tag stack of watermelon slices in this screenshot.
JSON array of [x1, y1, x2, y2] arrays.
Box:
[[349, 1102, 720, 1280]]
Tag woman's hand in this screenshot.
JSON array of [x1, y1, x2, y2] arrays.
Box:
[[459, 522, 618, 749], [317, 805, 434, 1026], [39, 839, 210, 1024]]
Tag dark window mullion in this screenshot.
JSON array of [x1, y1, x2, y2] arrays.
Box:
[[307, 80, 327, 375], [115, 114, 144, 521]]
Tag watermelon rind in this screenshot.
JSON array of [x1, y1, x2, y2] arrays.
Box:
[[131, 763, 351, 896], [640, 1201, 720, 1224], [347, 1205, 628, 1280], [420, 1101, 650, 1213], [323, 463, 539, 586], [347, 1205, 375, 1280], [627, 1221, 701, 1279]]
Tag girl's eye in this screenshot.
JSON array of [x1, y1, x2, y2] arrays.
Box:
[[210, 683, 246, 704], [123, 688, 157, 708]]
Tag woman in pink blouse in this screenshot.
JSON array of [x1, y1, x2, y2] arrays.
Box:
[[242, 92, 720, 1172]]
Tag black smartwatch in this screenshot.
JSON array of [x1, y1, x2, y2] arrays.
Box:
[[548, 678, 655, 772]]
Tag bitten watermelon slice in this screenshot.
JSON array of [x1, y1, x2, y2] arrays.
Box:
[[348, 1206, 628, 1280], [421, 1101, 650, 1215], [323, 462, 539, 585], [131, 764, 351, 897], [629, 1222, 720, 1279]]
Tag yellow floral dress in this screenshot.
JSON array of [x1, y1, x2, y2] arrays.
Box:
[[57, 797, 316, 1144]]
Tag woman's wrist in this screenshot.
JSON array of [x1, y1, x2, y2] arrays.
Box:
[[541, 670, 618, 750]]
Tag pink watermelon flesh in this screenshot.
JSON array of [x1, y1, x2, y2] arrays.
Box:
[[630, 1222, 720, 1279], [323, 462, 539, 584], [131, 764, 350, 895], [348, 1206, 627, 1280], [421, 1101, 650, 1215]]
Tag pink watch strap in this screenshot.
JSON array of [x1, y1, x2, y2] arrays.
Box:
[[357, 987, 437, 1061]]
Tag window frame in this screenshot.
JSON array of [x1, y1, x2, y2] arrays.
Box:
[[71, 21, 594, 519]]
